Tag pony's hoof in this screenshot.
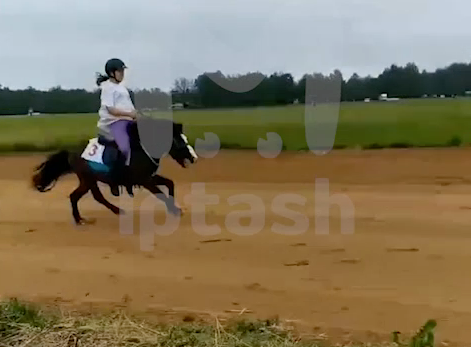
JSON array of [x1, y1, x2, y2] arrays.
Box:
[[168, 205, 182, 216], [77, 218, 96, 225]]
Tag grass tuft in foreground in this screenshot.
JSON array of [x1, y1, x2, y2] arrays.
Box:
[[0, 298, 54, 339], [0, 298, 438, 347]]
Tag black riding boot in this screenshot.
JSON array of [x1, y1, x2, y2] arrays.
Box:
[[109, 165, 122, 197], [123, 165, 134, 197]]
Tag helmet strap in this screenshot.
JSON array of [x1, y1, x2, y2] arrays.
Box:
[[108, 71, 118, 83]]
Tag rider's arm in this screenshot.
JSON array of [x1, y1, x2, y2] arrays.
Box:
[[106, 106, 136, 119], [101, 86, 136, 119]]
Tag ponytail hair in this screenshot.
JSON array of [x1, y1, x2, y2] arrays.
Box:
[[96, 73, 109, 86]]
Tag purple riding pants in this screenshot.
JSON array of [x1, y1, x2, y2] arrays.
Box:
[[109, 119, 133, 166]]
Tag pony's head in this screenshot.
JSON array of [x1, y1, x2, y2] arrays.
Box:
[[128, 118, 198, 168], [168, 122, 198, 168]]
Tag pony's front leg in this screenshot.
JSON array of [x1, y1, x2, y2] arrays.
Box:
[[143, 181, 182, 216], [150, 174, 175, 198]]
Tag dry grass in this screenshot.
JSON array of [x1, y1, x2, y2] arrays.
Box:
[[0, 298, 433, 347], [0, 311, 314, 347]]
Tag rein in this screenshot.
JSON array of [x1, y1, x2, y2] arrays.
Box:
[[135, 110, 161, 169], [140, 144, 160, 169]]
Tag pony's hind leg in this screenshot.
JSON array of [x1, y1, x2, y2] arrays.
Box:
[[70, 179, 93, 225], [90, 182, 124, 216]]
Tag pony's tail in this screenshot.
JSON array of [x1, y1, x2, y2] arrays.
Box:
[[32, 150, 72, 192]]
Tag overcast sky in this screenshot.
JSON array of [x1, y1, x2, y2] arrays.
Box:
[[1, 0, 471, 91]]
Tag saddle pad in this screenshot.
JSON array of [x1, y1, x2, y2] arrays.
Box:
[[81, 138, 105, 164]]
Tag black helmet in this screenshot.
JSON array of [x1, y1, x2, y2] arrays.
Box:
[[105, 58, 127, 77]]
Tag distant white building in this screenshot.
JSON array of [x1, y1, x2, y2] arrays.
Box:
[[27, 107, 40, 116], [170, 103, 184, 110], [378, 93, 399, 101], [379, 93, 388, 101]]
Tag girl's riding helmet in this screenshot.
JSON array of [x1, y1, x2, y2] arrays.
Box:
[[105, 58, 127, 77]]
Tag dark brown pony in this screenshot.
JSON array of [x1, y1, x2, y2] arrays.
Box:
[[31, 118, 198, 225]]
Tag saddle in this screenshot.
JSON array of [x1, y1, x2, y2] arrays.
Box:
[[95, 121, 161, 174], [96, 135, 126, 169], [97, 135, 117, 148]]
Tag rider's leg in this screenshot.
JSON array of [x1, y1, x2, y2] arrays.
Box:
[[110, 120, 132, 165], [109, 120, 134, 197]]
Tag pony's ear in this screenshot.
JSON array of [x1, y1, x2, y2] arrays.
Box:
[[174, 123, 183, 134]]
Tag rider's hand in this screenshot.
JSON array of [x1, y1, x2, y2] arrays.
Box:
[[129, 110, 138, 119]]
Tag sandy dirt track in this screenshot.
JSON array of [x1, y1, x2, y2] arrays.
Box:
[[3, 149, 471, 344]]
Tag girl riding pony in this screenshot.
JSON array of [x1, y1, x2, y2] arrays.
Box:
[[96, 58, 136, 197]]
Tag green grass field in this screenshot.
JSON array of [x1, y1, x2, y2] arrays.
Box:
[[1, 98, 471, 152]]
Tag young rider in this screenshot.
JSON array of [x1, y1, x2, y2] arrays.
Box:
[[96, 58, 136, 197]]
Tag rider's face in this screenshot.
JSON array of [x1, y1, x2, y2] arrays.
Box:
[[114, 69, 125, 82]]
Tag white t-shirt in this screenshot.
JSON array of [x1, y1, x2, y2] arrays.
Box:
[[97, 80, 135, 138]]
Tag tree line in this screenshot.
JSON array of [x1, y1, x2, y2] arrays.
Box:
[[2, 61, 471, 115]]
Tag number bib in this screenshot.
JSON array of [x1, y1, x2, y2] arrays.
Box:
[[81, 138, 105, 164]]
